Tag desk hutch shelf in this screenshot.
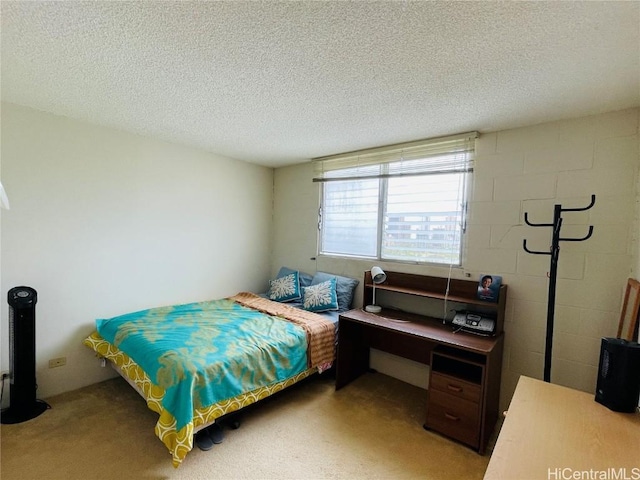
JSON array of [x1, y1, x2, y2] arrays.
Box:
[[363, 270, 507, 333]]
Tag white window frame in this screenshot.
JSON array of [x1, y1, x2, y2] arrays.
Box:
[[313, 132, 477, 266]]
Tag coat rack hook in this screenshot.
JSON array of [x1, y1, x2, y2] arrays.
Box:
[[560, 226, 594, 243], [523, 239, 551, 255], [561, 194, 596, 213], [524, 211, 553, 227]]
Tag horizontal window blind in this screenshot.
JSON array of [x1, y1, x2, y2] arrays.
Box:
[[313, 132, 478, 182], [321, 179, 379, 257]]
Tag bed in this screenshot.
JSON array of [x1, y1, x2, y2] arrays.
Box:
[[83, 269, 358, 467]]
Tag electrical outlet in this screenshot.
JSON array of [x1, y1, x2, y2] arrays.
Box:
[[48, 357, 67, 368], [1, 370, 9, 379]]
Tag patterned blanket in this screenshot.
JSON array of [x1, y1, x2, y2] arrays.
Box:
[[84, 293, 335, 466], [230, 292, 335, 371]]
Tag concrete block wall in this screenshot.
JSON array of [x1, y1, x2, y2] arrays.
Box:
[[272, 108, 640, 409], [466, 108, 639, 407]]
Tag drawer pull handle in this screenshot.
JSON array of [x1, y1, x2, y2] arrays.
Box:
[[444, 412, 460, 422], [447, 384, 463, 393]]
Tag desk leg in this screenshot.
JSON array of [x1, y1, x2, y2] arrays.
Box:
[[335, 319, 370, 390]]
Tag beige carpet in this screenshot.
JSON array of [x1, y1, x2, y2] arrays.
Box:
[[1, 372, 492, 480]]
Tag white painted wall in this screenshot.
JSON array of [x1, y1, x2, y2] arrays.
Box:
[[0, 103, 274, 403], [273, 108, 640, 409]]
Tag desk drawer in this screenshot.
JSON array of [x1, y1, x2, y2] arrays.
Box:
[[426, 389, 480, 448], [430, 373, 481, 403]]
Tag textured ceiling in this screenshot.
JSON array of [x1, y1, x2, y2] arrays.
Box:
[[2, 1, 639, 168]]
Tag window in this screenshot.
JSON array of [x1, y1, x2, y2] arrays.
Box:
[[314, 133, 476, 265]]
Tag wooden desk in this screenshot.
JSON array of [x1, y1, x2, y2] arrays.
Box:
[[336, 307, 504, 454], [484, 376, 640, 480]]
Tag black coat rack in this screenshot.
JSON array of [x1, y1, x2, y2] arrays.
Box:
[[523, 194, 596, 382]]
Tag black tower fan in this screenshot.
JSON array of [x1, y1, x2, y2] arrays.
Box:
[[1, 287, 49, 424]]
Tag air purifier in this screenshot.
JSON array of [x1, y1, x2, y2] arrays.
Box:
[[1, 287, 49, 424]]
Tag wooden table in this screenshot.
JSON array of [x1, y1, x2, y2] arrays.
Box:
[[336, 308, 504, 454], [484, 376, 640, 480]]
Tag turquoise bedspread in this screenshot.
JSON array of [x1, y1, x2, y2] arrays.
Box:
[[96, 298, 308, 431]]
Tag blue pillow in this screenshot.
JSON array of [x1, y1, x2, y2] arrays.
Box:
[[311, 272, 359, 312], [277, 266, 313, 289], [302, 278, 339, 313], [268, 271, 301, 302]]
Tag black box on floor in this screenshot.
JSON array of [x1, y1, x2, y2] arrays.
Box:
[[595, 337, 640, 413]]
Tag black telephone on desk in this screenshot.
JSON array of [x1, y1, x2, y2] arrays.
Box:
[[452, 312, 496, 336]]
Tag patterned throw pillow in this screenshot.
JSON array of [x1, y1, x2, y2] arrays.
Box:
[[302, 278, 338, 313], [268, 271, 301, 302], [310, 272, 359, 312]]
